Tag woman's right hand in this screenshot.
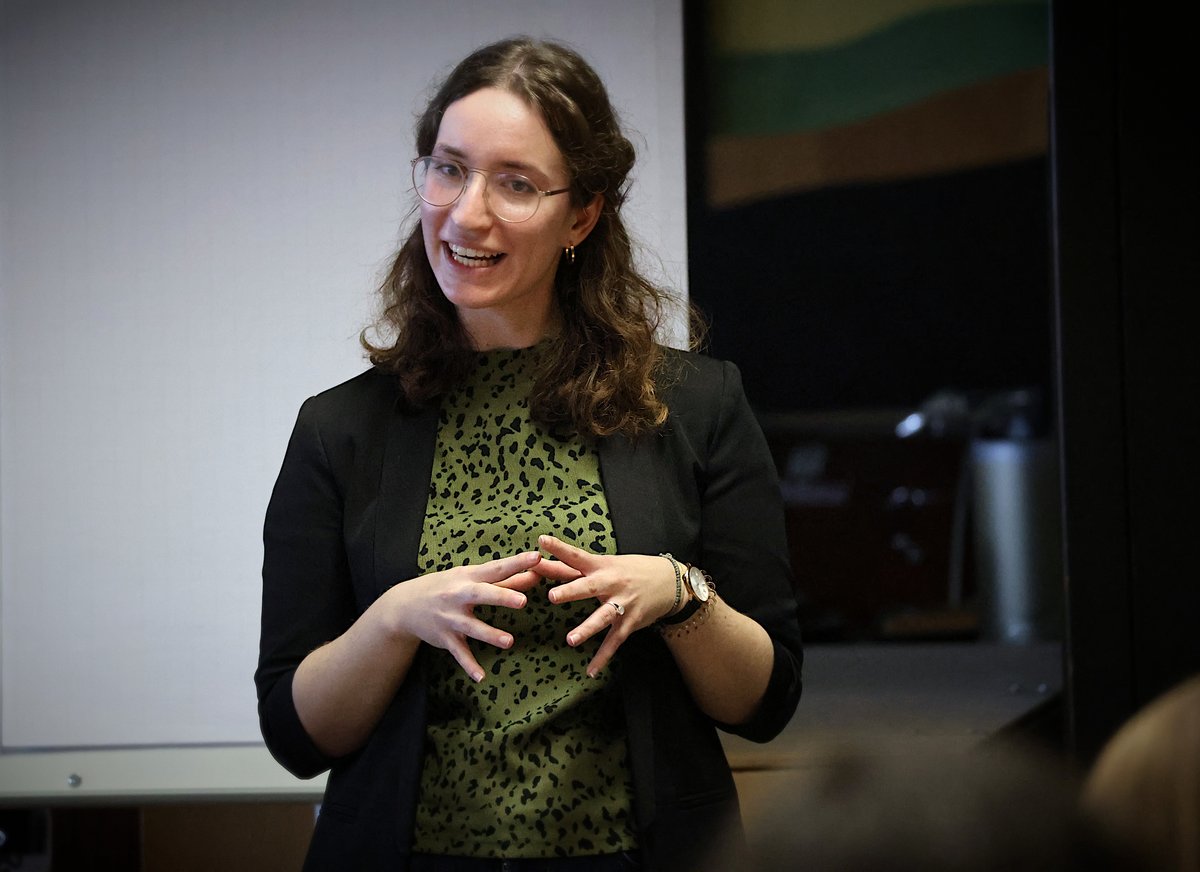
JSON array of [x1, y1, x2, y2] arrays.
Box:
[[292, 550, 544, 757], [383, 550, 544, 682]]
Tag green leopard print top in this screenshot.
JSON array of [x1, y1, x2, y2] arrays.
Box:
[[411, 345, 638, 858]]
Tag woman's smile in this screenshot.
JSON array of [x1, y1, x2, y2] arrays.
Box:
[[445, 242, 506, 268]]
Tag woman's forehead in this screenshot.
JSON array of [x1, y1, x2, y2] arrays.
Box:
[[435, 87, 566, 177]]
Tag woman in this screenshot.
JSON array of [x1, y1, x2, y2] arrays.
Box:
[[256, 36, 803, 872]]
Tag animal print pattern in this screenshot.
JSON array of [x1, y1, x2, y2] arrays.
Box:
[[412, 346, 637, 858]]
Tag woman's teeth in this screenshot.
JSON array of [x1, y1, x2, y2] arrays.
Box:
[[448, 243, 503, 267]]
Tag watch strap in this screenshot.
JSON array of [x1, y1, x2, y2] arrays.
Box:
[[658, 592, 719, 638], [657, 593, 703, 625]]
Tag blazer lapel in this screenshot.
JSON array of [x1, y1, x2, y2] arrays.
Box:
[[373, 402, 440, 595], [598, 432, 669, 833], [598, 434, 667, 556]]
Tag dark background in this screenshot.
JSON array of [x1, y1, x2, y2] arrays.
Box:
[[682, 4, 1056, 648], [689, 156, 1051, 414], [683, 0, 1200, 761]]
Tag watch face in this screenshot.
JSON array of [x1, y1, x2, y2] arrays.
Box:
[[687, 565, 711, 602]]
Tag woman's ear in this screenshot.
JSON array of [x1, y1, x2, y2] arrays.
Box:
[[567, 194, 603, 248]]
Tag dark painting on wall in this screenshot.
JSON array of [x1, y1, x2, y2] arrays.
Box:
[[688, 0, 1052, 414]]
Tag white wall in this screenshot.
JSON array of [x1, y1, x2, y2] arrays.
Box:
[[0, 0, 685, 784]]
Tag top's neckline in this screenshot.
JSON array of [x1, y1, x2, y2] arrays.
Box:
[[472, 337, 554, 359]]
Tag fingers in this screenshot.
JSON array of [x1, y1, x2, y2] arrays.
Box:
[[458, 613, 514, 651], [493, 569, 545, 592], [533, 559, 583, 583], [547, 575, 603, 606], [437, 544, 644, 681], [585, 630, 626, 678], [447, 615, 516, 683], [465, 555, 542, 609], [411, 554, 545, 684], [456, 575, 527, 611], [565, 604, 629, 678], [445, 638, 486, 684], [474, 550, 542, 583], [537, 534, 600, 573], [565, 600, 625, 649]]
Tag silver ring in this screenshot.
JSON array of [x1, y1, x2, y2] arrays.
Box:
[[607, 601, 625, 616]]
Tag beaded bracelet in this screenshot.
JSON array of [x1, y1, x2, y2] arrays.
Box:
[[658, 552, 684, 618], [658, 591, 718, 639]]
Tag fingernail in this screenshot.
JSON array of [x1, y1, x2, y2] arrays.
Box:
[[499, 635, 512, 648], [472, 671, 484, 683], [516, 594, 527, 607], [547, 590, 557, 604], [586, 669, 597, 679], [567, 633, 579, 646]]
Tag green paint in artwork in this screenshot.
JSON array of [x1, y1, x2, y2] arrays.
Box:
[[710, 1, 1047, 136]]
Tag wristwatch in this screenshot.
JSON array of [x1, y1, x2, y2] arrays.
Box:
[[685, 564, 712, 604], [658, 560, 713, 625]]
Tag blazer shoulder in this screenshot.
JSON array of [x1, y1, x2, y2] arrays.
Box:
[[297, 367, 401, 425], [657, 346, 744, 413]]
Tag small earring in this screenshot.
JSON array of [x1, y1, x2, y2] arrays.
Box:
[[564, 244, 575, 264]]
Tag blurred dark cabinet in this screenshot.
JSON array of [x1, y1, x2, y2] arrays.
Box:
[[762, 411, 974, 641]]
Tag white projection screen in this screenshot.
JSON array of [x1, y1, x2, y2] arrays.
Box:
[[0, 0, 686, 800]]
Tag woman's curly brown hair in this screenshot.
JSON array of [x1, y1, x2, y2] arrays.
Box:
[[361, 36, 701, 439]]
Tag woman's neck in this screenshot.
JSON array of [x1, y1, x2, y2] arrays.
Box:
[[460, 304, 561, 351]]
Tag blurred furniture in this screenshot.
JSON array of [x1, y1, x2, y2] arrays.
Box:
[[761, 410, 973, 641]]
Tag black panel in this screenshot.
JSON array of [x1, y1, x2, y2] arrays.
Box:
[[1051, 0, 1200, 761], [689, 161, 1053, 412]]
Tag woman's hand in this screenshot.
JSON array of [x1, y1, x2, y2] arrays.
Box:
[[534, 534, 678, 677], [292, 552, 543, 758], [385, 551, 544, 683]]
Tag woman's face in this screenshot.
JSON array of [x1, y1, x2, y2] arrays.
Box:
[[421, 86, 597, 349]]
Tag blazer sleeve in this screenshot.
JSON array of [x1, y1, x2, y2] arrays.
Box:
[[255, 397, 357, 778], [698, 360, 803, 743]]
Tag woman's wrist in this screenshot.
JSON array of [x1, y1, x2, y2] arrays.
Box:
[[656, 557, 714, 627], [371, 582, 420, 645], [658, 592, 718, 638]]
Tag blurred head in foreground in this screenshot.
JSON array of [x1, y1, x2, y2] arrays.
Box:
[[743, 743, 1142, 872], [1084, 674, 1200, 872]]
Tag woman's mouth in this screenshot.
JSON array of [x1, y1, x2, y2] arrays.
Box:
[[447, 242, 505, 268]]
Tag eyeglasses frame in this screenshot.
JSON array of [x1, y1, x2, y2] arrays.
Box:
[[410, 155, 572, 224]]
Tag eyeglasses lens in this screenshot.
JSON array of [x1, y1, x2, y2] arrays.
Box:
[[412, 157, 539, 223]]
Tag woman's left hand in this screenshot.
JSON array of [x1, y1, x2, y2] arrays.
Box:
[[534, 533, 678, 677]]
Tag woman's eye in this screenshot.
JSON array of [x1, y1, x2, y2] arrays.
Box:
[[433, 161, 464, 179], [499, 175, 536, 196]]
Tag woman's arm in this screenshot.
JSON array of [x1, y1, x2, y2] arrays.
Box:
[[659, 599, 776, 725], [659, 595, 776, 726], [257, 394, 544, 771], [291, 554, 543, 758], [535, 358, 802, 733], [684, 358, 803, 737]]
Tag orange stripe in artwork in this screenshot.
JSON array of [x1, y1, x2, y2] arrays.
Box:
[[707, 66, 1048, 208]]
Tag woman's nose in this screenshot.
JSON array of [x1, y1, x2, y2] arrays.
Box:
[[450, 171, 493, 228]]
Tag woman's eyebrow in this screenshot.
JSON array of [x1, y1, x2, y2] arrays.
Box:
[[431, 143, 546, 177], [432, 144, 468, 160]]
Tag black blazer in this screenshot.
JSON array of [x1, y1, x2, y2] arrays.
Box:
[[256, 349, 803, 872]]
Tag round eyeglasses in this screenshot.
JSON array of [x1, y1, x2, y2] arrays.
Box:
[[411, 156, 571, 224]]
